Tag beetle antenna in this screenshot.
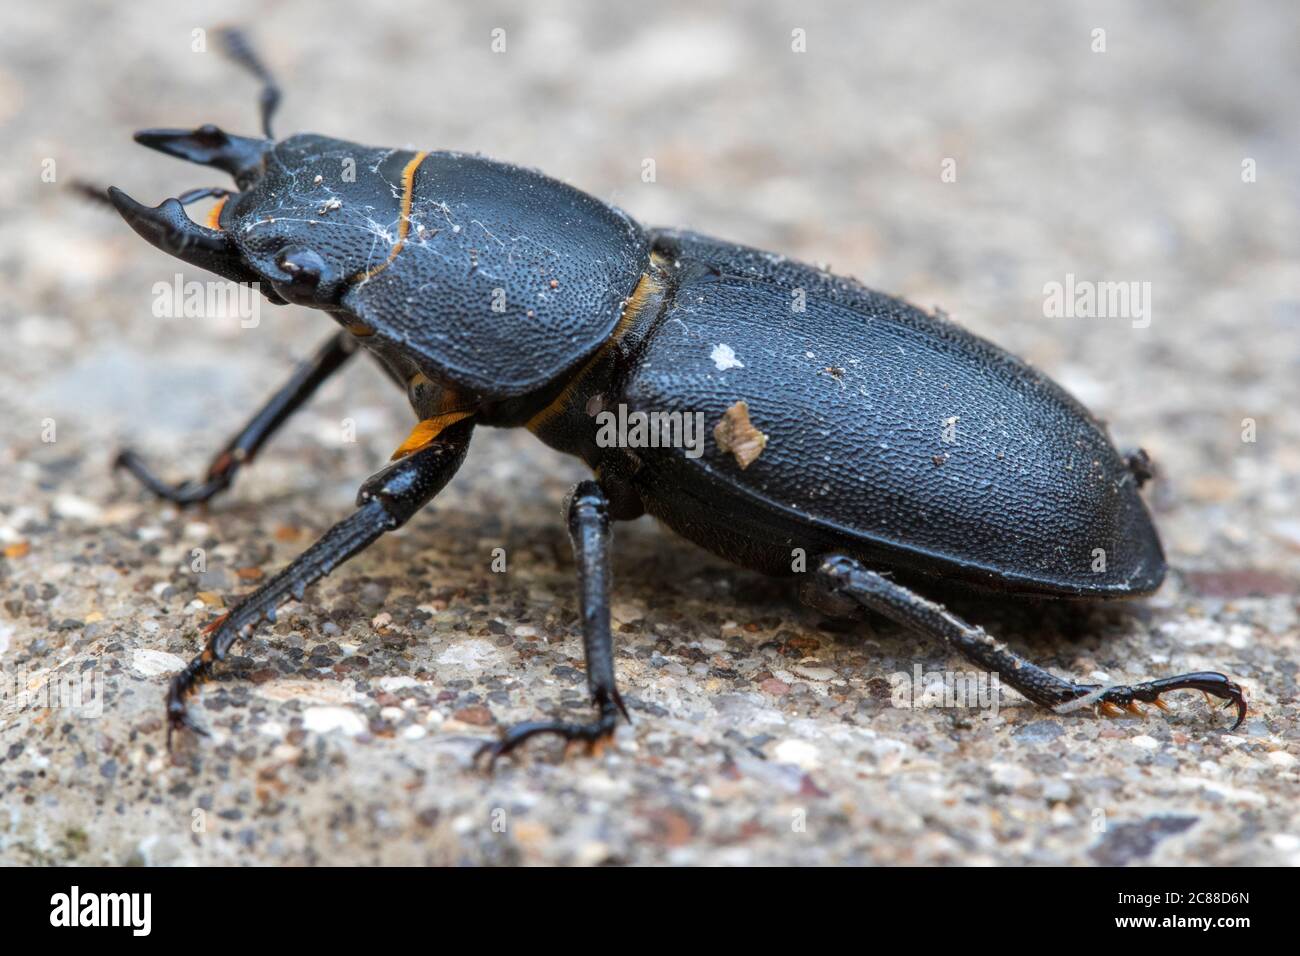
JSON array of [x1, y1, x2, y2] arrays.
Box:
[[217, 27, 281, 139]]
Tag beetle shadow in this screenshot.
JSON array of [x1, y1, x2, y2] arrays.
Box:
[[871, 577, 1162, 667], [596, 523, 1162, 679]]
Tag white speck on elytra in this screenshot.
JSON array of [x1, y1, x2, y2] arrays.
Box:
[[711, 343, 744, 371]]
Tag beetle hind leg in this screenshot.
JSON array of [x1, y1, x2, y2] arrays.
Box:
[[476, 480, 630, 767], [814, 554, 1246, 730]]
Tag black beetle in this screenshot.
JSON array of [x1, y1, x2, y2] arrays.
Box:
[[95, 31, 1245, 760]]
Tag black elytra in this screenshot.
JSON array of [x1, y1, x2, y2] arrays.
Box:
[[95, 30, 1245, 762]]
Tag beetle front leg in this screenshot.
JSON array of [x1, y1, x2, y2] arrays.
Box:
[[116, 331, 357, 506], [166, 419, 473, 747], [814, 555, 1246, 730], [477, 480, 630, 766]]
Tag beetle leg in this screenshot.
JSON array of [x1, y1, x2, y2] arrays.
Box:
[[814, 555, 1246, 730], [476, 480, 628, 767], [165, 419, 474, 748], [116, 331, 357, 506], [1084, 673, 1246, 730]]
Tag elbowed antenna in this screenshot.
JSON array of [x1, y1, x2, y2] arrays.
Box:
[[127, 27, 282, 187], [218, 27, 282, 139]]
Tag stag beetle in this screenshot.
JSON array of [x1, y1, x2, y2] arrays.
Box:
[[94, 30, 1245, 762]]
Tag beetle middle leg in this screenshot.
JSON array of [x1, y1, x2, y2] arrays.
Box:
[[476, 480, 630, 766], [116, 331, 357, 506], [814, 554, 1246, 729], [165, 419, 473, 747]]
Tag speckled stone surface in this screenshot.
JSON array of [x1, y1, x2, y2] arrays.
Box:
[[1, 0, 1297, 865]]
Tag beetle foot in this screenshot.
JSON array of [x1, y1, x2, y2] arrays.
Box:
[[115, 448, 235, 506], [474, 705, 620, 769], [1074, 672, 1246, 731], [165, 672, 210, 751]]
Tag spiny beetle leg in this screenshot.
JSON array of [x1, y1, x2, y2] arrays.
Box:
[[477, 480, 629, 767], [814, 555, 1246, 731], [117, 332, 356, 507], [166, 420, 474, 747], [1071, 673, 1246, 730]]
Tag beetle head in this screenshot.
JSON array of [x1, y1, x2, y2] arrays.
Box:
[[111, 127, 367, 309], [103, 29, 339, 306], [112, 124, 341, 307]]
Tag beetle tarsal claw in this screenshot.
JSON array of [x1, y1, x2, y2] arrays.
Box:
[[1098, 700, 1125, 718]]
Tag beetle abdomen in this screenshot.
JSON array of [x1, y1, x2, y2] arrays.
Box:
[[620, 231, 1165, 597]]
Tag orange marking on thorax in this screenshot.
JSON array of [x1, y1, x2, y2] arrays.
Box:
[[206, 195, 229, 231], [525, 261, 667, 433], [355, 150, 429, 283], [390, 410, 474, 460]]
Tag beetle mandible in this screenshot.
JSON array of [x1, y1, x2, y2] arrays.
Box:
[[94, 31, 1245, 761]]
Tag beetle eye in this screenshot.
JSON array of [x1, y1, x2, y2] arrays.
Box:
[[271, 247, 340, 305], [277, 247, 328, 287]]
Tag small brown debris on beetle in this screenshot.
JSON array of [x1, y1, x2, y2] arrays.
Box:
[[1125, 448, 1155, 487], [714, 401, 768, 469]]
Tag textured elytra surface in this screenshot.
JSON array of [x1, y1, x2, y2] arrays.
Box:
[[0, 0, 1297, 867], [624, 231, 1164, 596], [228, 134, 649, 397]]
